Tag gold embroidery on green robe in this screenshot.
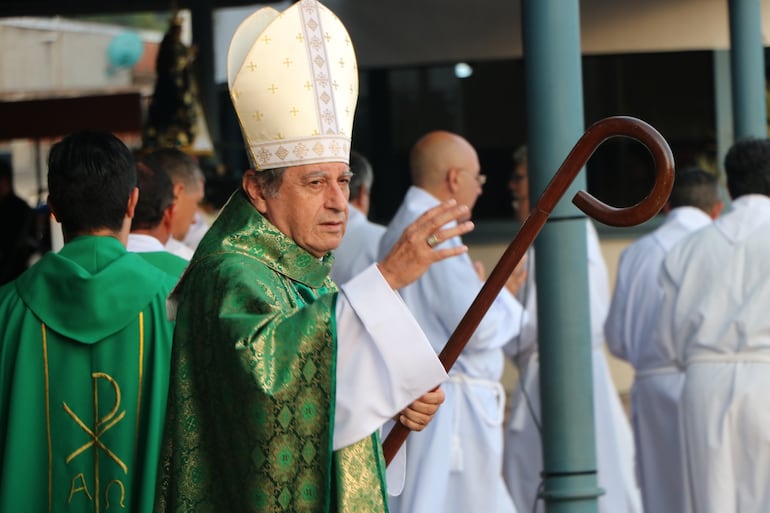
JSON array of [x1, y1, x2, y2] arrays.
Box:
[[334, 433, 389, 512], [0, 236, 176, 513], [156, 190, 388, 512]]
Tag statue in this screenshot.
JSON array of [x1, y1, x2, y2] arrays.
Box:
[[143, 16, 198, 149]]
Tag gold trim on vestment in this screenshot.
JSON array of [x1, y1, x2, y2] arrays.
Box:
[[135, 312, 144, 449], [42, 323, 52, 513]]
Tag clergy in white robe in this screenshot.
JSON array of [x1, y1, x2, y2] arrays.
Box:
[[605, 168, 722, 513], [659, 137, 770, 513], [382, 130, 532, 513], [126, 160, 191, 278], [503, 221, 643, 513]]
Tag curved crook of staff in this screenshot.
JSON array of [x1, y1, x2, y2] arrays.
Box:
[[383, 115, 675, 465]]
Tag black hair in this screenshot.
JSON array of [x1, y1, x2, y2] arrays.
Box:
[[724, 137, 770, 199], [47, 131, 136, 234], [668, 167, 720, 211], [131, 161, 174, 231]]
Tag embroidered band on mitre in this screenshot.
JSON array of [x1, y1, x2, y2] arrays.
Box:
[[227, 0, 358, 170]]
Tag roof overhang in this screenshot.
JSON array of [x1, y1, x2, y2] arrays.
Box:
[[0, 0, 282, 18], [324, 0, 770, 67]]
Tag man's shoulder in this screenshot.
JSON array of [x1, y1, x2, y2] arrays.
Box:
[[622, 230, 661, 256], [113, 250, 181, 288], [136, 251, 188, 279], [660, 222, 718, 276], [0, 279, 21, 309], [351, 218, 386, 243], [365, 219, 387, 235], [381, 199, 426, 247], [165, 237, 195, 260], [183, 249, 281, 286]]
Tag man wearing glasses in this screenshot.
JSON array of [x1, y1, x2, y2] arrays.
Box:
[[381, 130, 532, 513]]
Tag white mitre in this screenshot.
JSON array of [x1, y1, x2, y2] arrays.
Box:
[[227, 0, 358, 170]]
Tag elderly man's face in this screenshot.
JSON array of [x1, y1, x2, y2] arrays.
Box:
[[254, 163, 352, 258]]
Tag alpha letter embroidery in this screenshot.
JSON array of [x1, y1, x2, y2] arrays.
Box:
[[63, 372, 127, 511]]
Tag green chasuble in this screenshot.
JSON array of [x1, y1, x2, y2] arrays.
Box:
[[0, 235, 179, 513], [155, 190, 389, 513]]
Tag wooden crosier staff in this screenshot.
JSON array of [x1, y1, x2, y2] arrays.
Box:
[[383, 115, 675, 465]]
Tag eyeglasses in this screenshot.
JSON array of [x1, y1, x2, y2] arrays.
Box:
[[460, 169, 487, 186]]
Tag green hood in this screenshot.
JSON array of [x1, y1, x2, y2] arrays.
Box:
[[14, 235, 170, 343]]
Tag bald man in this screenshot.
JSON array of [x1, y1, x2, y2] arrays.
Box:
[[381, 131, 533, 513]]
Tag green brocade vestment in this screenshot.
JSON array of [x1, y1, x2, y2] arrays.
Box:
[[0, 236, 178, 513], [155, 190, 389, 513]]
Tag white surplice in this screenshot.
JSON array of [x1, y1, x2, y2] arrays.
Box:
[[605, 207, 711, 513], [503, 221, 642, 513], [127, 232, 167, 253], [331, 205, 386, 285], [334, 263, 448, 450], [659, 195, 770, 513], [380, 186, 532, 513]]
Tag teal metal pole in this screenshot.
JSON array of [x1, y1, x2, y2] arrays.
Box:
[[728, 0, 767, 139], [521, 1, 601, 512]]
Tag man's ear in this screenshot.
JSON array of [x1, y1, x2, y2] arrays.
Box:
[[172, 181, 185, 201], [242, 169, 269, 214], [446, 167, 461, 195], [47, 195, 61, 222], [162, 201, 177, 229], [126, 187, 139, 219]]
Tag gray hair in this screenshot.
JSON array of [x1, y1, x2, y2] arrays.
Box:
[[249, 167, 287, 198], [143, 148, 205, 191], [348, 150, 374, 201]]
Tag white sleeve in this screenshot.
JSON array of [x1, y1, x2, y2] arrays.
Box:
[[333, 263, 448, 450], [604, 250, 631, 361]]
